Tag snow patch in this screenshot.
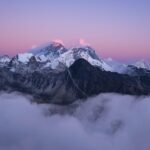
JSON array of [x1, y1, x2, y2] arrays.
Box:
[[132, 60, 150, 70], [17, 53, 33, 64]]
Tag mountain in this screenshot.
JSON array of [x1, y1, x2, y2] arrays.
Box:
[[9, 53, 34, 66], [58, 46, 113, 71], [31, 41, 68, 62], [1, 42, 149, 75], [0, 58, 150, 104], [0, 55, 11, 66], [68, 59, 150, 97], [9, 41, 113, 72], [120, 60, 150, 76], [104, 58, 127, 73], [105, 58, 150, 76], [132, 60, 150, 70], [0, 41, 150, 104]]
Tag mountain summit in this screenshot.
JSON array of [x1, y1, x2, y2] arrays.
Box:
[[1, 41, 150, 74], [132, 60, 150, 70], [5, 41, 113, 72]]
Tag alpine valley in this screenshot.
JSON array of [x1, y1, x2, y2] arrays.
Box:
[[0, 41, 150, 104]]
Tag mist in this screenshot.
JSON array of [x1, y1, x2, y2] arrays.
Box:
[[0, 92, 150, 150]]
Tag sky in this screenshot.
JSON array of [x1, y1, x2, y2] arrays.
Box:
[[0, 0, 150, 61]]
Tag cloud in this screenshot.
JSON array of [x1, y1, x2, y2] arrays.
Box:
[[0, 92, 150, 150], [53, 39, 64, 45], [31, 45, 37, 49], [79, 38, 90, 46]]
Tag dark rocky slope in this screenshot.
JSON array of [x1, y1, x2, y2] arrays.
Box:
[[0, 58, 150, 104]]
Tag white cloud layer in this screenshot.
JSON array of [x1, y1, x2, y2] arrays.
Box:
[[0, 92, 150, 150]]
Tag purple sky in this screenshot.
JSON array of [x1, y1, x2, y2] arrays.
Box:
[[0, 0, 150, 61]]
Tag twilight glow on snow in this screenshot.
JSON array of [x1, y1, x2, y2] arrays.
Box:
[[0, 0, 150, 61]]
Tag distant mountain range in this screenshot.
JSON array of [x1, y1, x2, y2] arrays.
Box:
[[0, 41, 150, 104]]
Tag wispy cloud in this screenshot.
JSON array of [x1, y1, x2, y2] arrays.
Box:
[[53, 39, 64, 45], [79, 38, 90, 46]]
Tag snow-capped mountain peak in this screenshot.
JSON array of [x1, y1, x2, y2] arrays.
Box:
[[70, 46, 100, 61], [132, 59, 150, 70], [16, 53, 33, 64], [0, 55, 11, 64], [58, 46, 113, 71], [28, 42, 113, 71], [0, 42, 115, 72], [31, 41, 67, 57], [8, 53, 34, 69], [104, 58, 127, 73]]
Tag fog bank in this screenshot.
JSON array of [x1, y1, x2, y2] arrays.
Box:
[[0, 92, 150, 150]]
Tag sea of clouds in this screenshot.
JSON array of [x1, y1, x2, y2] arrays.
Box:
[[0, 92, 150, 150]]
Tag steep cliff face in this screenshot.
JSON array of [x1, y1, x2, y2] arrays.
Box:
[[69, 59, 150, 96]]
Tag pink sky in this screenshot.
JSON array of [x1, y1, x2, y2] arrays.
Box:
[[0, 0, 150, 61]]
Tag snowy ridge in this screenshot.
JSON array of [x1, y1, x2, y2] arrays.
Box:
[[0, 55, 11, 67], [57, 46, 113, 71], [29, 42, 114, 71], [17, 53, 33, 64], [132, 60, 150, 70], [0, 55, 10, 64], [31, 41, 67, 60], [0, 41, 150, 73], [105, 58, 127, 73]]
